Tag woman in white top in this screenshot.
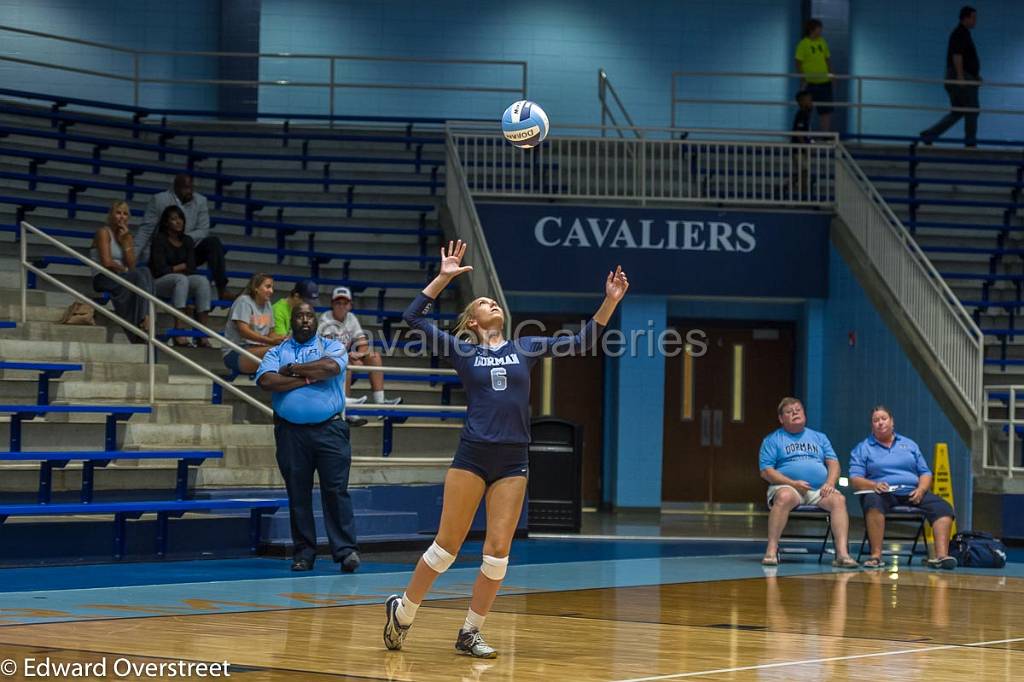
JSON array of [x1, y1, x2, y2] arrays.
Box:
[[90, 200, 155, 340]]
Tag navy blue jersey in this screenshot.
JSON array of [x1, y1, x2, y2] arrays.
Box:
[[403, 292, 602, 444]]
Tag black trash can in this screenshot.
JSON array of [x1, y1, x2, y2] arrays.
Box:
[[528, 417, 583, 532]]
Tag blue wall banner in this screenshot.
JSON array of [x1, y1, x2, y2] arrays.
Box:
[[476, 204, 831, 298]]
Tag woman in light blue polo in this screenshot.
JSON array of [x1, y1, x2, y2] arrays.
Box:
[[850, 405, 956, 569]]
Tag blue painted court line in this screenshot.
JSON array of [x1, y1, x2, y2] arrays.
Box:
[[0, 554, 834, 626], [0, 538, 786, 593], [4, 537, 1021, 594], [3, 550, 1021, 627]]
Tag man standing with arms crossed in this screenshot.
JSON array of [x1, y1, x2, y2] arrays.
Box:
[[256, 302, 360, 573]]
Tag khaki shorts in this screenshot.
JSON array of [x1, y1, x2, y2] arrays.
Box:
[[767, 484, 823, 508]]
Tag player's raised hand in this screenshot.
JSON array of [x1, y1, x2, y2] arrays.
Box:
[[440, 240, 473, 279], [605, 266, 629, 301]]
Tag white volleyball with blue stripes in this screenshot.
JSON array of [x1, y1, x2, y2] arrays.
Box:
[[501, 100, 549, 149]]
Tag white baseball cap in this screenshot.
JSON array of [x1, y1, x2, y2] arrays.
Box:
[[331, 286, 353, 301]]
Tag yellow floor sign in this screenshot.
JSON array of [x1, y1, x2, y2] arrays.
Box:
[[925, 443, 958, 551]]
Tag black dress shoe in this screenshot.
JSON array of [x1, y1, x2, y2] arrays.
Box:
[[340, 551, 361, 573], [291, 557, 314, 572]]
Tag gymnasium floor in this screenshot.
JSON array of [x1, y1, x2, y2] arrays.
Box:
[[1, 516, 1022, 680]]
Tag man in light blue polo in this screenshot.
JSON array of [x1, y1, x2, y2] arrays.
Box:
[[256, 302, 360, 573], [758, 397, 857, 568]]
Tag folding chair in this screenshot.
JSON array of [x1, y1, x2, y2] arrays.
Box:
[[778, 504, 833, 563], [857, 505, 928, 566]]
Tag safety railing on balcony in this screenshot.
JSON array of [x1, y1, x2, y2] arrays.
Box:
[[0, 24, 526, 121], [671, 70, 1024, 140], [447, 126, 837, 207]]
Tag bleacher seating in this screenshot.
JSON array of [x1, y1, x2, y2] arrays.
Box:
[[0, 498, 285, 559], [0, 85, 468, 558], [846, 133, 1024, 407]]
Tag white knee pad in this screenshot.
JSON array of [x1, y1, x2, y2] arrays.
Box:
[[423, 541, 456, 573], [480, 554, 509, 581]]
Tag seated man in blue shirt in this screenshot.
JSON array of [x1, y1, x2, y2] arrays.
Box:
[[759, 397, 857, 567], [850, 405, 956, 570], [256, 302, 360, 573]]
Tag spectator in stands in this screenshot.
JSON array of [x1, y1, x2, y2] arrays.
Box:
[[794, 19, 834, 132], [223, 273, 284, 374], [318, 286, 403, 410], [256, 301, 360, 573], [920, 6, 981, 147], [792, 90, 814, 144], [272, 279, 320, 337], [790, 90, 814, 196], [90, 200, 154, 341], [850, 405, 957, 570], [137, 174, 235, 300], [758, 397, 858, 568], [150, 205, 212, 348]]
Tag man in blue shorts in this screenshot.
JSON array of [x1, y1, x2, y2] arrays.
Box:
[[758, 397, 857, 567]]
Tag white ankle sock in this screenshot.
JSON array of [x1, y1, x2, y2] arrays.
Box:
[[396, 592, 419, 626], [463, 608, 486, 633], [373, 390, 385, 403]]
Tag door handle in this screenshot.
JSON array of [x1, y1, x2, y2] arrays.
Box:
[[713, 409, 723, 447], [700, 407, 711, 446]]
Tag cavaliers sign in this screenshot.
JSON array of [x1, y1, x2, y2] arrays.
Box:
[[475, 204, 830, 297]]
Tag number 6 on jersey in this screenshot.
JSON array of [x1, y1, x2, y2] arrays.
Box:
[[490, 367, 507, 391]]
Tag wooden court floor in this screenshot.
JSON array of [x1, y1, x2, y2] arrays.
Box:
[[0, 570, 1021, 680]]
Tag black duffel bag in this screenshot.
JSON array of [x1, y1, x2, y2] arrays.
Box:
[[948, 530, 1008, 568]]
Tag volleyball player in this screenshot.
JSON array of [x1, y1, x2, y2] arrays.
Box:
[[383, 240, 629, 658]]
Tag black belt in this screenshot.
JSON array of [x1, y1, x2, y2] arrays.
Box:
[[273, 414, 342, 428]]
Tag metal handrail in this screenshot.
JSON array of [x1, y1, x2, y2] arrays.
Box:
[[671, 70, 1024, 135], [19, 220, 272, 416], [834, 147, 983, 421], [598, 69, 642, 140], [443, 126, 510, 336], [982, 384, 1024, 478], [0, 23, 527, 114], [18, 222, 459, 413]]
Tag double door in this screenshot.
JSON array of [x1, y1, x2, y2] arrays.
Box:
[[662, 322, 794, 504]]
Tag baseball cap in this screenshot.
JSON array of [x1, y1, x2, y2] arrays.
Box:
[[331, 286, 353, 301], [292, 279, 319, 303]]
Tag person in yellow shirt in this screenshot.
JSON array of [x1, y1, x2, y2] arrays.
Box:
[[272, 279, 320, 337], [794, 19, 834, 132]]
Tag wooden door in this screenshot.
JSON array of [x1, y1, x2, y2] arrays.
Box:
[[663, 322, 795, 504]]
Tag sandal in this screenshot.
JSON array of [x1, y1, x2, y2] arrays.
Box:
[[172, 337, 192, 348], [862, 557, 884, 569], [831, 557, 860, 569], [761, 555, 780, 566]]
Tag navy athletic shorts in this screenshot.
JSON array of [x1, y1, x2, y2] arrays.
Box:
[[805, 81, 835, 114], [450, 438, 529, 485], [859, 490, 955, 523]]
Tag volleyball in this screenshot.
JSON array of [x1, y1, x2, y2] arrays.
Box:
[[501, 100, 549, 149]]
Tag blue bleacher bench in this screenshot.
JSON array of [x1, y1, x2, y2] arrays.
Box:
[[0, 361, 83, 405], [349, 372, 460, 406], [0, 450, 222, 503], [0, 404, 152, 452], [0, 321, 16, 329], [347, 407, 465, 456], [0, 497, 284, 559]]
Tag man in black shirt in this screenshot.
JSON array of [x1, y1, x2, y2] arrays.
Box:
[[920, 6, 980, 147]]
